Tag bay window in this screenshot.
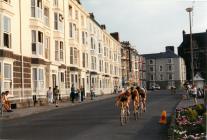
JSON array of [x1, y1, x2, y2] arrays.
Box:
[[31, 0, 43, 19], [3, 16, 11, 48], [82, 31, 85, 44], [70, 47, 73, 64], [32, 68, 44, 92], [44, 7, 49, 26], [69, 5, 72, 17], [74, 48, 78, 64], [4, 63, 12, 90], [44, 37, 50, 59], [55, 40, 59, 61], [55, 40, 64, 61], [86, 53, 88, 68], [91, 56, 96, 70], [69, 23, 73, 38], [82, 53, 85, 68], [60, 41, 63, 61], [70, 47, 79, 65], [32, 30, 43, 56], [54, 12, 63, 32]]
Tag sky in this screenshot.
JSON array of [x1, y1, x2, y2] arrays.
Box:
[[81, 0, 207, 54]]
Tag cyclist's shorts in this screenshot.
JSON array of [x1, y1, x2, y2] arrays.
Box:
[[120, 96, 128, 102]]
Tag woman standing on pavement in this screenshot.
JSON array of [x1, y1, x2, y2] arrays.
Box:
[[47, 87, 53, 104], [1, 91, 13, 112], [191, 85, 197, 105]]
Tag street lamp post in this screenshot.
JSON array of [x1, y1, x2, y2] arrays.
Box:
[[186, 7, 194, 85]]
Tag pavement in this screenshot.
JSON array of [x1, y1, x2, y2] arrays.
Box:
[[0, 94, 117, 120], [176, 95, 204, 109]]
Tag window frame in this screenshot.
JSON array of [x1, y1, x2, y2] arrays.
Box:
[[31, 30, 44, 56], [3, 63, 12, 90], [3, 16, 11, 49], [32, 67, 45, 92]]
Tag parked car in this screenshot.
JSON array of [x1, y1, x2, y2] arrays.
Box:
[[150, 85, 160, 90]]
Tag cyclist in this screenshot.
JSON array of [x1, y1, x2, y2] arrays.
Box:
[[115, 89, 131, 115], [131, 87, 140, 114], [136, 86, 147, 112]]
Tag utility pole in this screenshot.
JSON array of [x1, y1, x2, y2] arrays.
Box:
[[186, 7, 194, 85]]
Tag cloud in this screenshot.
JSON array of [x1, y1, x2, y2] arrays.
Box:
[[81, 0, 207, 54]]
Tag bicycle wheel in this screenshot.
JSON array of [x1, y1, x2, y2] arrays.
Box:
[[120, 109, 125, 126], [124, 109, 128, 123]]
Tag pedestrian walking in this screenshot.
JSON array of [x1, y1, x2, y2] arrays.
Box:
[[186, 84, 191, 99], [90, 85, 95, 100], [53, 86, 59, 107], [80, 86, 85, 102], [77, 88, 81, 103], [47, 87, 53, 104], [191, 85, 197, 105], [70, 84, 75, 103]]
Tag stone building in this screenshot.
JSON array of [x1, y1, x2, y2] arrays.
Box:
[[178, 30, 207, 82], [143, 46, 186, 90], [121, 41, 145, 88]]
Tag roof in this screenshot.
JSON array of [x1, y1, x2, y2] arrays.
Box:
[[142, 51, 179, 59], [193, 73, 204, 81], [178, 31, 207, 49]]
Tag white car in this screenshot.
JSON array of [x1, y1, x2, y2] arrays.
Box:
[[151, 85, 160, 90]]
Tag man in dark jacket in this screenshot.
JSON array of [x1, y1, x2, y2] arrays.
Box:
[[70, 84, 75, 103], [53, 86, 59, 107]]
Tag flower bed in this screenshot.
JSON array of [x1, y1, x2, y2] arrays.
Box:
[[169, 104, 206, 140]]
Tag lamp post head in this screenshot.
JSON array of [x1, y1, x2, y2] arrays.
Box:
[[186, 7, 193, 12]]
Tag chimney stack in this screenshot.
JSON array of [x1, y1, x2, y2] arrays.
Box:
[[101, 24, 106, 30], [89, 13, 94, 19], [166, 46, 174, 53], [110, 32, 120, 42]]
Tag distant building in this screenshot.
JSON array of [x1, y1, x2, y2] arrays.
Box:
[[121, 41, 145, 87], [178, 30, 207, 82], [143, 46, 186, 90], [138, 56, 146, 88]]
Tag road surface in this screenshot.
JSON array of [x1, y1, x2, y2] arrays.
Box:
[[0, 90, 181, 140]]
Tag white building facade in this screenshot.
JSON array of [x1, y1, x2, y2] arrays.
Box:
[[0, 0, 122, 107], [143, 46, 186, 90]]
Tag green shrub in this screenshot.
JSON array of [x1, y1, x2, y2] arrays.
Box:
[[186, 108, 198, 122], [187, 124, 206, 135], [195, 104, 205, 116]]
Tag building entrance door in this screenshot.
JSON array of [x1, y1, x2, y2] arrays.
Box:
[[52, 74, 56, 88]]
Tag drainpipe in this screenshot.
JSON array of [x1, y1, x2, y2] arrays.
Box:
[[19, 0, 24, 102], [63, 0, 67, 96]]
